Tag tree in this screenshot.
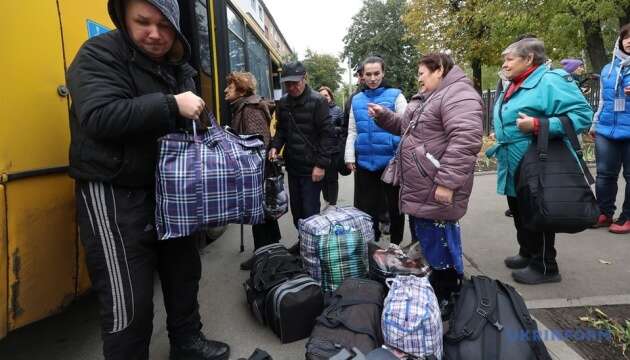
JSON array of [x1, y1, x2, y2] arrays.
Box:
[[342, 0, 421, 97], [302, 49, 344, 92], [404, 0, 545, 92]]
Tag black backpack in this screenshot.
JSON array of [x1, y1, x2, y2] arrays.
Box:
[[306, 278, 385, 359], [244, 244, 306, 324], [444, 276, 551, 360], [517, 116, 598, 233]]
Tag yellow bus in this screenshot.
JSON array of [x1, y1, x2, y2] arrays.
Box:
[[0, 0, 285, 340]]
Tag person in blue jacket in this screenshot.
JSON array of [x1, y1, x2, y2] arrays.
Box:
[[486, 38, 593, 284], [590, 24, 630, 234], [344, 56, 407, 244]]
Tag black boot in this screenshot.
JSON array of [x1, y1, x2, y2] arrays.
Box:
[[512, 266, 561, 285], [170, 332, 230, 360], [504, 254, 531, 269]]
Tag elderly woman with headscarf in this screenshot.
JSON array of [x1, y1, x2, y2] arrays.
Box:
[[487, 38, 593, 284], [590, 24, 630, 234], [224, 71, 281, 270]]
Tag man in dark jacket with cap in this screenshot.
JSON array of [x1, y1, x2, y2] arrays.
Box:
[[269, 62, 335, 252], [66, 1, 229, 359]]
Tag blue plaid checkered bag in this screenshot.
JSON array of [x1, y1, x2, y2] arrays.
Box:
[[156, 116, 265, 240], [382, 275, 443, 359], [318, 224, 368, 293], [299, 206, 373, 283]]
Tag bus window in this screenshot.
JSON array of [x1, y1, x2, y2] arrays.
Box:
[[246, 28, 272, 100], [227, 6, 246, 71]]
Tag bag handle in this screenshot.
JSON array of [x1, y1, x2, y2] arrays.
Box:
[[536, 117, 594, 185], [497, 281, 552, 360], [558, 116, 595, 185]]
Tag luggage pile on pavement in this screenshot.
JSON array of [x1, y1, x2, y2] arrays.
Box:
[[243, 206, 552, 360]]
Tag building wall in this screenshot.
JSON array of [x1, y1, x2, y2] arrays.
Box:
[[262, 11, 291, 58]]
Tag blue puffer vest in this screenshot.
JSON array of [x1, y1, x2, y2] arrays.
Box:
[[353, 87, 401, 171], [597, 57, 630, 139]]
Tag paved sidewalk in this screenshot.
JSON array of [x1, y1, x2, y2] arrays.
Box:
[[0, 173, 627, 359]]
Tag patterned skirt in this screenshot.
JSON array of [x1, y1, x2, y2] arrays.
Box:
[[409, 216, 463, 274]]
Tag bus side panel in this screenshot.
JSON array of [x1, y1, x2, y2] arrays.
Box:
[[57, 0, 113, 67], [7, 176, 76, 331], [0, 185, 7, 340], [0, 2, 70, 175]]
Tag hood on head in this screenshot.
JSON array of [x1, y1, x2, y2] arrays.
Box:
[[108, 0, 191, 63]]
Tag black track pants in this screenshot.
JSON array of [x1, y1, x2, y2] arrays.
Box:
[[76, 181, 203, 360]]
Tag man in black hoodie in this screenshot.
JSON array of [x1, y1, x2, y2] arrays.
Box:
[[66, 1, 228, 359]]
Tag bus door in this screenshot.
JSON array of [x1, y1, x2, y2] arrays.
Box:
[[0, 1, 81, 336]]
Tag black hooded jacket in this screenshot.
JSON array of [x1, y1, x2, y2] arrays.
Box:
[[271, 85, 336, 176], [66, 0, 196, 187]]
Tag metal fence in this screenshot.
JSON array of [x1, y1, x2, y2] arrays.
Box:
[[481, 78, 600, 136]]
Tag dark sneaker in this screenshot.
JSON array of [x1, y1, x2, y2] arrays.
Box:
[[593, 214, 613, 228], [504, 209, 513, 217], [504, 254, 531, 269], [512, 266, 561, 285], [170, 333, 229, 360], [287, 241, 300, 255], [240, 255, 255, 271], [609, 216, 630, 234]]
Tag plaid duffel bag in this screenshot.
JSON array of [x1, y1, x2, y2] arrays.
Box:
[[156, 117, 265, 240], [299, 206, 373, 285]]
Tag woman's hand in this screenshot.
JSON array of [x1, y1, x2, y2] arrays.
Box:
[[346, 162, 356, 172], [434, 185, 454, 204], [516, 112, 535, 133], [367, 103, 385, 118]]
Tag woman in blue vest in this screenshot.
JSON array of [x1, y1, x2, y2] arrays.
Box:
[[591, 24, 630, 234], [344, 56, 408, 243]]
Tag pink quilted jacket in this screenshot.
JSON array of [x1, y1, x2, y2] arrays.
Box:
[[375, 66, 483, 221]]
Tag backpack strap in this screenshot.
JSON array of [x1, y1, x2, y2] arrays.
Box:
[[445, 276, 503, 342], [558, 116, 595, 185], [497, 281, 552, 360]]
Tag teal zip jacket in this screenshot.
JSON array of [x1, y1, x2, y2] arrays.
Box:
[[486, 65, 593, 197]]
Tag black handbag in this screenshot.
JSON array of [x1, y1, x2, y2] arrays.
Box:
[[263, 159, 288, 220], [516, 116, 598, 233]]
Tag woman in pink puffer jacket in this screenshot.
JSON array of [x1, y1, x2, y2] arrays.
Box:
[[369, 53, 483, 313]]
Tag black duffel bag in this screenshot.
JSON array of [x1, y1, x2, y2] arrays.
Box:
[[306, 278, 385, 359], [444, 276, 551, 360], [516, 116, 598, 233]]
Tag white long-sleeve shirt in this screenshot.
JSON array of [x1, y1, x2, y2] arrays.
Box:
[[344, 93, 408, 163]]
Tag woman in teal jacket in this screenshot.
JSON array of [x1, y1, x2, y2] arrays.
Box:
[[487, 38, 593, 285]]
